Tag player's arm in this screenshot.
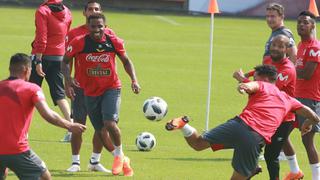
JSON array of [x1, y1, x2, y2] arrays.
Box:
[[295, 105, 320, 135], [296, 61, 318, 80], [62, 55, 76, 100], [118, 53, 141, 94], [35, 100, 86, 133], [238, 81, 259, 94], [287, 46, 297, 63]]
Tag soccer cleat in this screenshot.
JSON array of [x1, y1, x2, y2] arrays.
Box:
[[66, 163, 81, 172], [283, 170, 304, 180], [246, 165, 262, 180], [112, 156, 124, 175], [61, 132, 72, 142], [165, 116, 189, 131], [88, 162, 111, 173], [123, 156, 134, 176]]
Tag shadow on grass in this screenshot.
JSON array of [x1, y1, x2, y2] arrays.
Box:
[[49, 169, 112, 178], [148, 157, 231, 162]]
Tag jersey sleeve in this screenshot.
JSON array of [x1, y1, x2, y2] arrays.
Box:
[[65, 37, 84, 58], [33, 9, 48, 54], [305, 46, 320, 63], [288, 96, 303, 112], [283, 29, 296, 48], [110, 36, 126, 56], [31, 86, 45, 104]]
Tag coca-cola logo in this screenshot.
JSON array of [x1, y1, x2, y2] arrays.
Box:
[[86, 53, 110, 62]]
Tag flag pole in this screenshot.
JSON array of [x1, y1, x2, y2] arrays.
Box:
[[205, 0, 219, 130], [309, 0, 319, 38], [205, 13, 215, 131]]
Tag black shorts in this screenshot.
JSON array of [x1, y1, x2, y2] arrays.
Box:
[[29, 55, 65, 105], [202, 117, 265, 177], [296, 98, 320, 132], [71, 86, 88, 123], [0, 150, 47, 180]]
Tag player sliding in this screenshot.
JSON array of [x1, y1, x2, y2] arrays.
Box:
[[166, 64, 320, 180]]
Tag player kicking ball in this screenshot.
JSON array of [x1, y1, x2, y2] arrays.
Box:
[[166, 65, 320, 180]]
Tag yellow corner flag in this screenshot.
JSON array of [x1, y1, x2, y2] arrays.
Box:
[[309, 0, 319, 17], [208, 0, 220, 14]]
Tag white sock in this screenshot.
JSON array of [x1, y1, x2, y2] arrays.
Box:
[[90, 153, 101, 163], [310, 163, 320, 180], [286, 154, 300, 173], [181, 124, 196, 137], [114, 145, 124, 157], [72, 155, 80, 165]]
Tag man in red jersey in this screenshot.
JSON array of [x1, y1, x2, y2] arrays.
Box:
[[234, 35, 302, 180], [30, 0, 73, 142], [64, 1, 114, 173], [284, 11, 320, 180], [62, 14, 140, 176], [0, 53, 86, 180], [166, 65, 320, 180]]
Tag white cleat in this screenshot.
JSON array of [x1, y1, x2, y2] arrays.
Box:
[[278, 151, 287, 161], [88, 163, 111, 173], [61, 133, 72, 142], [67, 164, 80, 172]]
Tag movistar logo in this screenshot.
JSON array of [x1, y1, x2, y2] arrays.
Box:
[[278, 73, 288, 81], [309, 49, 320, 57]]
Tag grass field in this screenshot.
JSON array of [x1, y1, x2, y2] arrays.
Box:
[[1, 6, 320, 180]]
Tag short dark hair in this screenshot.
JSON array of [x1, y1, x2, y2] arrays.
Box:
[[254, 64, 278, 83], [88, 13, 106, 23], [9, 53, 31, 73], [84, 0, 101, 11], [266, 3, 284, 16], [298, 10, 316, 24]]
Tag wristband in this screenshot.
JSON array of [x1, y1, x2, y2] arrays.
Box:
[[242, 78, 251, 83], [33, 59, 42, 65], [132, 80, 137, 83]]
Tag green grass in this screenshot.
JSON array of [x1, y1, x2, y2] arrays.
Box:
[[0, 6, 319, 180]]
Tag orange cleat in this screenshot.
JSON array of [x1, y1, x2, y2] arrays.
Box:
[[165, 116, 189, 131], [283, 170, 304, 180], [112, 156, 124, 175], [123, 156, 134, 176]]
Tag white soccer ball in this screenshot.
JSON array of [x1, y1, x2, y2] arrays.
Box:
[[135, 132, 156, 151], [142, 97, 168, 121]]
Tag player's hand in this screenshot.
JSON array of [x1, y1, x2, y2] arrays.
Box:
[[233, 69, 245, 82], [36, 64, 46, 77], [301, 121, 313, 136], [71, 78, 80, 88], [238, 83, 249, 94], [65, 83, 76, 101], [131, 81, 141, 94], [68, 123, 86, 134]]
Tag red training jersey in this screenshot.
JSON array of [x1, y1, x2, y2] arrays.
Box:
[[0, 78, 45, 154], [295, 39, 320, 101], [65, 33, 126, 96], [263, 57, 296, 121], [31, 0, 72, 56], [239, 81, 302, 143], [65, 25, 116, 82]]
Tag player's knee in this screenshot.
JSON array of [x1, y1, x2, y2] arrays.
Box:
[[40, 169, 51, 180]]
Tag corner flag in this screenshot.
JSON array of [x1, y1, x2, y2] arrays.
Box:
[[309, 0, 319, 17], [205, 0, 220, 130]]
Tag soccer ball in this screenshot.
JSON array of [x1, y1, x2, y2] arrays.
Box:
[[142, 97, 168, 121], [135, 132, 156, 151]]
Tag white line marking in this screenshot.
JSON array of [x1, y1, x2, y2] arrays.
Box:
[[154, 15, 181, 26]]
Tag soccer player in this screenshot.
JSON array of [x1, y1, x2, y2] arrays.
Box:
[[0, 53, 86, 180], [285, 11, 320, 180], [64, 1, 114, 173], [166, 64, 320, 180], [30, 0, 73, 142], [62, 14, 141, 176], [264, 3, 297, 63], [234, 35, 302, 180]]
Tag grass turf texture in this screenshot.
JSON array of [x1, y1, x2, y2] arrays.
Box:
[[0, 6, 319, 180]]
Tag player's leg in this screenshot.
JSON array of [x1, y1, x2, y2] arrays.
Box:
[[231, 171, 247, 180], [264, 122, 293, 180], [100, 89, 129, 176], [45, 60, 73, 142], [293, 98, 320, 180], [6, 150, 50, 180]]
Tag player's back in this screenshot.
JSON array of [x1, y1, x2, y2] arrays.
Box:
[[0, 78, 43, 154]]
